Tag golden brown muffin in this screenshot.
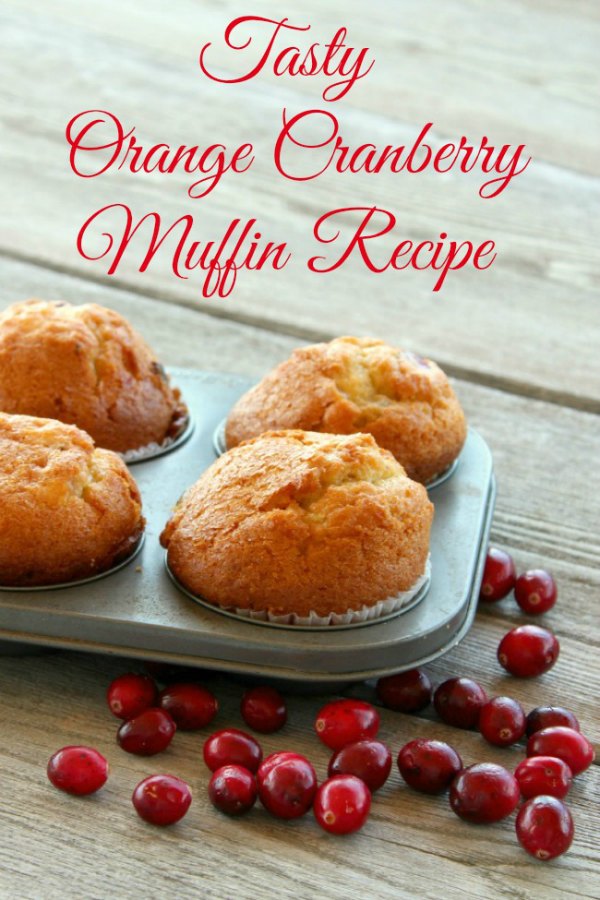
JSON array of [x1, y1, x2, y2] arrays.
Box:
[[161, 430, 433, 618], [225, 337, 466, 484], [0, 413, 144, 587], [0, 299, 187, 453]]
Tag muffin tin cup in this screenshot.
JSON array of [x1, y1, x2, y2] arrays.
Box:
[[121, 416, 194, 464]]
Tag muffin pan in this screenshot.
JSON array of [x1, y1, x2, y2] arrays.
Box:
[[0, 369, 495, 684]]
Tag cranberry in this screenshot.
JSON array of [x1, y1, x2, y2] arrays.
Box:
[[47, 746, 108, 796], [106, 673, 157, 720], [516, 796, 574, 860], [117, 708, 176, 755], [132, 774, 192, 826], [203, 728, 263, 774], [208, 765, 257, 816], [449, 763, 520, 824], [514, 569, 557, 615], [515, 757, 573, 800], [375, 669, 432, 713], [479, 547, 516, 602], [526, 705, 580, 737], [241, 686, 287, 733], [397, 739, 462, 794], [478, 696, 526, 747], [527, 726, 595, 775], [498, 625, 559, 678], [314, 699, 380, 751], [314, 775, 371, 835], [433, 677, 488, 729], [328, 740, 392, 792], [257, 752, 317, 819], [158, 683, 218, 731]]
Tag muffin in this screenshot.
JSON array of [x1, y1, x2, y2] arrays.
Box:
[[0, 299, 187, 454], [161, 430, 433, 621], [0, 413, 144, 587], [225, 336, 466, 484]]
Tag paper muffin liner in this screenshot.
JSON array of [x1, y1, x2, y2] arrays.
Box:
[[121, 416, 193, 464]]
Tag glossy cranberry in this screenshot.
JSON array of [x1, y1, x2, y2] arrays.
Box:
[[478, 696, 526, 746], [527, 726, 595, 775], [515, 757, 573, 800], [158, 683, 218, 731], [514, 569, 557, 615], [526, 705, 580, 737], [498, 625, 559, 678], [479, 547, 516, 602], [449, 763, 520, 824], [106, 673, 157, 720], [328, 740, 392, 792], [241, 686, 287, 733], [433, 677, 488, 729], [397, 739, 462, 794], [117, 708, 176, 755], [257, 752, 317, 819], [314, 775, 371, 835], [203, 728, 263, 774], [375, 669, 432, 713], [208, 765, 257, 816], [516, 796, 574, 860], [315, 699, 380, 751], [132, 774, 191, 826], [47, 746, 108, 796]]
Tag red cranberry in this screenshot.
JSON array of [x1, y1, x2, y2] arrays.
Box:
[[241, 686, 287, 733], [158, 683, 218, 731], [328, 740, 392, 792], [375, 669, 432, 713], [515, 757, 573, 800], [132, 774, 191, 826], [527, 726, 595, 775], [433, 677, 488, 729], [514, 569, 557, 615], [314, 775, 371, 835], [397, 739, 462, 794], [314, 699, 380, 751], [498, 625, 559, 677], [526, 705, 580, 737], [449, 763, 520, 824], [203, 728, 263, 774], [208, 765, 257, 816], [257, 752, 317, 819], [516, 796, 574, 860], [478, 696, 526, 746], [47, 746, 108, 796], [117, 708, 176, 755], [479, 547, 516, 601], [106, 673, 157, 720]]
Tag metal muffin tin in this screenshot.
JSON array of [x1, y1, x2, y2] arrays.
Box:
[[0, 369, 495, 684]]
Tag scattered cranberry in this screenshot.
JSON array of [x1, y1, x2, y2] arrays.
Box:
[[375, 669, 432, 713], [328, 740, 392, 792], [158, 683, 218, 731], [527, 726, 595, 776], [449, 763, 520, 824], [498, 625, 559, 678], [241, 686, 287, 733], [515, 757, 573, 800], [47, 746, 108, 796], [314, 699, 380, 751], [433, 677, 488, 729], [516, 796, 574, 860], [314, 775, 371, 835], [514, 569, 557, 615], [526, 705, 580, 737], [117, 708, 176, 756], [132, 774, 192, 826], [208, 765, 257, 816], [257, 752, 317, 819], [479, 547, 516, 601], [203, 728, 263, 774], [106, 673, 157, 720], [397, 739, 462, 794], [478, 696, 526, 747]]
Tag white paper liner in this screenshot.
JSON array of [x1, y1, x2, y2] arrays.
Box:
[[121, 417, 192, 463]]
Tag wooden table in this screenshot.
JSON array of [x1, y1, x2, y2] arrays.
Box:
[[0, 2, 598, 897]]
